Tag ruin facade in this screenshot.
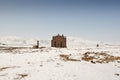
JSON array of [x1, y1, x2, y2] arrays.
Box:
[[51, 34, 67, 48]]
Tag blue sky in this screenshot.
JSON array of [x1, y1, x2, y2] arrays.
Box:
[[0, 0, 120, 42]]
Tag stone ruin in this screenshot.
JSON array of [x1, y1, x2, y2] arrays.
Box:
[[51, 34, 67, 48]]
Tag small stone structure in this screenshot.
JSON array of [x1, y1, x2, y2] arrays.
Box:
[[33, 40, 39, 48], [96, 44, 99, 47], [51, 34, 67, 48]]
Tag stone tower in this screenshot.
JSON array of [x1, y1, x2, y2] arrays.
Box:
[[33, 40, 39, 48]]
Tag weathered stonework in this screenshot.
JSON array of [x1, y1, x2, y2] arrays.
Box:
[[51, 34, 67, 48]]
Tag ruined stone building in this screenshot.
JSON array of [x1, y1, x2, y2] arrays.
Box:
[[51, 34, 67, 48], [33, 40, 39, 48]]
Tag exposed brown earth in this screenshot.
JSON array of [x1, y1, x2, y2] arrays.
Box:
[[82, 52, 120, 64]]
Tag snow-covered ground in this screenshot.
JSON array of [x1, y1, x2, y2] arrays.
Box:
[[0, 36, 120, 80]]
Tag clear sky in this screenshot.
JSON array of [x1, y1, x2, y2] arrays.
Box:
[[0, 0, 120, 42]]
